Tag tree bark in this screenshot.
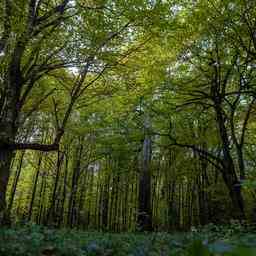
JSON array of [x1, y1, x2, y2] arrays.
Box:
[[28, 153, 43, 221], [137, 116, 152, 231], [67, 143, 83, 227], [0, 67, 20, 221], [6, 151, 25, 218], [0, 149, 14, 222], [215, 105, 245, 220]]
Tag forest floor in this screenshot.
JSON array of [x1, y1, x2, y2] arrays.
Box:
[[0, 224, 256, 256]]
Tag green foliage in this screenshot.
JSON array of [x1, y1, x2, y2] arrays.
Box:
[[0, 225, 256, 256], [3, 0, 256, 242]]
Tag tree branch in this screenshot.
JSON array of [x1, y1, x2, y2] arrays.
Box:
[[154, 132, 223, 166], [1, 129, 64, 151], [240, 97, 256, 147]]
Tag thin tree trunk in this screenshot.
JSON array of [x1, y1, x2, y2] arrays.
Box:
[[58, 155, 69, 227], [77, 170, 88, 227], [47, 149, 64, 224], [3, 150, 25, 223], [101, 173, 109, 230], [28, 153, 43, 221], [137, 116, 152, 231], [67, 144, 83, 228], [37, 171, 46, 224]]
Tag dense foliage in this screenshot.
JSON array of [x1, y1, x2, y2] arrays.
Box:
[[1, 0, 256, 249], [1, 224, 256, 256]]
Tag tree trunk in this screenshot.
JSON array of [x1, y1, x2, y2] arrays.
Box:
[[221, 164, 245, 220], [236, 145, 245, 180], [37, 171, 46, 225], [216, 106, 245, 220], [58, 155, 69, 227], [47, 150, 64, 224], [77, 170, 88, 227], [0, 21, 28, 218], [137, 116, 152, 231], [67, 143, 83, 227], [0, 149, 14, 222], [101, 174, 109, 230], [28, 153, 43, 221], [7, 151, 25, 214], [0, 80, 18, 220]]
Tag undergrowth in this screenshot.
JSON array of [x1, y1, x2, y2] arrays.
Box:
[[0, 223, 256, 255]]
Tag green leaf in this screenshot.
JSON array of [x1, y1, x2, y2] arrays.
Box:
[[187, 240, 210, 256]]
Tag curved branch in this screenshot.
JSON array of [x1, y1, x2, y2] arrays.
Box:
[[153, 132, 223, 167]]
